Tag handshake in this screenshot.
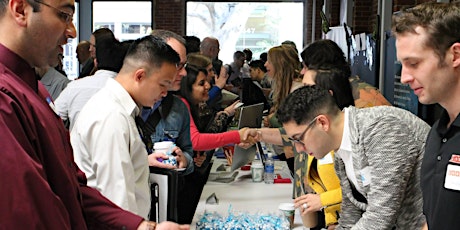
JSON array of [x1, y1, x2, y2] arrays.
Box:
[[237, 127, 262, 149]]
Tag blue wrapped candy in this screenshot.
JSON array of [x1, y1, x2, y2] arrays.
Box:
[[196, 205, 290, 230]]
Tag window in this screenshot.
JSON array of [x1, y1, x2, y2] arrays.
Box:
[[186, 1, 304, 63], [61, 1, 79, 80], [93, 1, 152, 41]]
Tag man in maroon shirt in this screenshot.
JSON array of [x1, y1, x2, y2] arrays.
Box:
[[0, 0, 188, 229]]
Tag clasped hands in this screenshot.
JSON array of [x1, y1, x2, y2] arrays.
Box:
[[237, 127, 261, 148]]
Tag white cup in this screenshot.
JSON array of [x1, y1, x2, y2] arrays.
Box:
[[251, 161, 264, 182], [278, 203, 295, 229], [153, 141, 174, 155]]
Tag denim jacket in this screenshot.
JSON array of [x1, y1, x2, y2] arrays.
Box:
[[144, 94, 194, 175]]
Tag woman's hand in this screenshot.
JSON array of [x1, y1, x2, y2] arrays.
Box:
[[294, 193, 323, 214], [215, 66, 229, 89], [223, 100, 240, 117], [193, 151, 206, 167], [241, 128, 263, 143]]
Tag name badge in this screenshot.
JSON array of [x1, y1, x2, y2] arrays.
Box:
[[360, 166, 371, 186], [444, 164, 460, 191], [318, 153, 333, 165]]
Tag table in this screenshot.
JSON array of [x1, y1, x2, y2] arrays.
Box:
[[191, 158, 308, 229]]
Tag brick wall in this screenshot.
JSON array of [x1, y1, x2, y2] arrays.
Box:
[[154, 0, 185, 35]]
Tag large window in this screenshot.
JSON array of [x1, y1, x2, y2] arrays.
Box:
[[186, 1, 304, 63], [93, 1, 152, 41]]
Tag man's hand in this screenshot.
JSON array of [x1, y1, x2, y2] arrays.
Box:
[[137, 220, 190, 230], [147, 152, 176, 169], [171, 146, 187, 169]]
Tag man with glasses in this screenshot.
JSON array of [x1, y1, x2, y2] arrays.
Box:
[[0, 0, 187, 229], [277, 86, 429, 229], [137, 29, 194, 176]]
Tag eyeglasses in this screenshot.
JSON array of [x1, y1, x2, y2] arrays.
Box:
[[176, 62, 187, 70], [34, 0, 73, 24], [288, 116, 318, 146]]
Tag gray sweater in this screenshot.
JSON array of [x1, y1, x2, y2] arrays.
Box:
[[335, 106, 429, 230]]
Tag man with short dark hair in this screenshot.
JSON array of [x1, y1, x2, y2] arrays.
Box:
[[277, 86, 428, 230], [71, 35, 181, 220], [392, 2, 460, 229]]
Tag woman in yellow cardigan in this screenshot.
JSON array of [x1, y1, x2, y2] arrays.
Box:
[[244, 40, 391, 229]]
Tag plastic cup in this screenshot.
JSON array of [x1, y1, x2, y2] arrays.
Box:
[[278, 203, 295, 229], [250, 161, 264, 182]]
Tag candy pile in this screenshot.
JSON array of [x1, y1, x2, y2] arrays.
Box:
[[196, 206, 290, 230]]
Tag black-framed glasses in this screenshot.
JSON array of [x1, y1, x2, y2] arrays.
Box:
[[176, 62, 187, 70], [288, 116, 318, 146], [34, 0, 73, 24]]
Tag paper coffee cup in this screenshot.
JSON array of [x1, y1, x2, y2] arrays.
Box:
[[300, 211, 318, 228], [278, 203, 295, 229]]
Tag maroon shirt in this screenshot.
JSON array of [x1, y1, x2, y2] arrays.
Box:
[[0, 44, 144, 229]]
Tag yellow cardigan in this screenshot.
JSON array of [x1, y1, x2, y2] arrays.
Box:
[[304, 151, 341, 226]]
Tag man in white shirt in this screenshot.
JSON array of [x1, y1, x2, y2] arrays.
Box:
[[70, 35, 180, 219]]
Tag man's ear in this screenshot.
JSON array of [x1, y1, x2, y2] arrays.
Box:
[[317, 114, 330, 132], [134, 68, 146, 82], [452, 42, 460, 68], [10, 0, 28, 27]]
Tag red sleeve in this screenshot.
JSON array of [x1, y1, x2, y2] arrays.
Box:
[[180, 98, 241, 151]]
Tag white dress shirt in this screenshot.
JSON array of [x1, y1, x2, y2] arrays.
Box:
[[71, 78, 151, 219], [335, 107, 362, 194], [55, 69, 117, 131]]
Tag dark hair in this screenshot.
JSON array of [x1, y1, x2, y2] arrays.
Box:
[[392, 2, 460, 65], [281, 40, 298, 54], [123, 35, 180, 73], [184, 35, 201, 54], [233, 51, 245, 60], [248, 60, 266, 72], [301, 39, 351, 78], [92, 28, 115, 45], [313, 68, 355, 109], [259, 52, 268, 63], [95, 36, 130, 72], [277, 85, 340, 125], [243, 48, 253, 62], [179, 65, 208, 131]]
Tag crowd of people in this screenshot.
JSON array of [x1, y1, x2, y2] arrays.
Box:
[[1, 0, 459, 229]]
